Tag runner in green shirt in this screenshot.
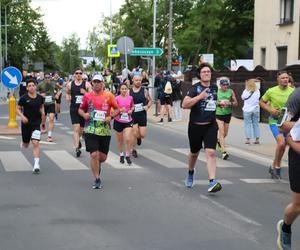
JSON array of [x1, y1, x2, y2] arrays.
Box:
[[260, 71, 295, 179]]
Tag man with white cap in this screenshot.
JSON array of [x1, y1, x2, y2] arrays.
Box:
[[78, 74, 119, 189]]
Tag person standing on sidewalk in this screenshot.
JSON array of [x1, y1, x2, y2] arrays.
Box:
[[66, 69, 92, 157], [241, 79, 261, 145], [37, 73, 56, 142], [171, 76, 183, 121], [182, 63, 222, 193], [260, 71, 294, 179], [130, 75, 152, 158], [16, 79, 45, 173], [276, 87, 300, 250], [78, 74, 119, 189], [215, 77, 238, 160]]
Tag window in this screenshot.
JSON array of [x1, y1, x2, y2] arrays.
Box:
[[261, 48, 266, 67], [277, 46, 288, 69], [280, 0, 294, 24]]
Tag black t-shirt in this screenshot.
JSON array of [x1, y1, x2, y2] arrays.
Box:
[[18, 94, 44, 125], [187, 81, 218, 123]]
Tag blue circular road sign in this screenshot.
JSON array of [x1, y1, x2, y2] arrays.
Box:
[[1, 66, 22, 89]]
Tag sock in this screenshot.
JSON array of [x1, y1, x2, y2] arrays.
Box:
[[34, 158, 39, 165], [188, 170, 194, 175], [125, 151, 130, 157], [120, 152, 124, 157], [209, 179, 214, 183], [48, 131, 52, 137], [282, 222, 291, 234]]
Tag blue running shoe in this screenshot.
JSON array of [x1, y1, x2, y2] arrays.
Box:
[[277, 219, 291, 250], [208, 180, 222, 193], [92, 178, 102, 189], [185, 172, 194, 188], [275, 168, 282, 179]]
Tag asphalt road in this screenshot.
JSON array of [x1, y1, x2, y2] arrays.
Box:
[[0, 101, 299, 250]]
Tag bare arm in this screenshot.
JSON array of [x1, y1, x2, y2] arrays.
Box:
[[230, 91, 238, 107], [259, 99, 280, 117], [16, 105, 28, 124], [40, 104, 46, 124], [287, 135, 300, 155], [144, 89, 152, 111], [66, 82, 71, 102], [78, 107, 90, 121]]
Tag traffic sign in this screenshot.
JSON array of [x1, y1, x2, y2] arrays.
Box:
[[1, 66, 22, 89], [130, 47, 163, 56], [117, 36, 134, 54], [107, 44, 120, 57]]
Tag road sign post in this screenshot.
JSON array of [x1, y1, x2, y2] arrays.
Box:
[[1, 66, 22, 129], [130, 47, 163, 57]]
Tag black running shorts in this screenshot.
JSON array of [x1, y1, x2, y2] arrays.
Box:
[[21, 123, 41, 143], [132, 112, 147, 127], [70, 108, 85, 127], [288, 147, 300, 193], [216, 114, 232, 124], [84, 133, 111, 155], [188, 121, 218, 153], [113, 120, 133, 133], [44, 104, 55, 115]]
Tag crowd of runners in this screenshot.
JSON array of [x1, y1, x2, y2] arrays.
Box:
[[15, 64, 300, 250]]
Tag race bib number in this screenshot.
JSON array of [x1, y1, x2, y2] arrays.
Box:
[[31, 130, 41, 140], [22, 82, 26, 87], [75, 95, 83, 104], [134, 103, 144, 112], [120, 113, 129, 122], [205, 100, 216, 111], [45, 96, 53, 103], [94, 110, 106, 121]]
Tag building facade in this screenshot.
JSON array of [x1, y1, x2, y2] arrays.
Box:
[[254, 0, 300, 69]]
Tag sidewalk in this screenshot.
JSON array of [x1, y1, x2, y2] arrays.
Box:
[[147, 105, 288, 161]]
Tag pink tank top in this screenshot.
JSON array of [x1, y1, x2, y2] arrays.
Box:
[[115, 95, 134, 123]]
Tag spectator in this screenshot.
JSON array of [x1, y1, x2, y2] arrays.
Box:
[[171, 77, 183, 121]]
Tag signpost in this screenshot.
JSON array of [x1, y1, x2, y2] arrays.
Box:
[[117, 36, 134, 70], [130, 47, 163, 57], [1, 66, 22, 128], [107, 44, 120, 58]]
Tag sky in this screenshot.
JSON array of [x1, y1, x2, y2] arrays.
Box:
[[30, 0, 126, 49]]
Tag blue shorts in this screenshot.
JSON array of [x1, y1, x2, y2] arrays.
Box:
[[269, 124, 286, 139]]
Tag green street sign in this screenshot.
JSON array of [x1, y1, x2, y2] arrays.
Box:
[[130, 47, 163, 56]]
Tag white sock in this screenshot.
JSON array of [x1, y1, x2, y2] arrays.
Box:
[[34, 158, 39, 165], [48, 131, 52, 137], [120, 152, 124, 156]]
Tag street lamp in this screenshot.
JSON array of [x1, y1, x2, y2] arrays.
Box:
[[109, 0, 113, 70]]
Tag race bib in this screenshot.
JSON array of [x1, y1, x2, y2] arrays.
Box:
[[120, 113, 129, 122], [205, 100, 216, 111], [45, 96, 53, 103], [134, 103, 144, 112], [31, 130, 41, 140], [94, 110, 106, 121], [75, 95, 83, 104], [22, 82, 26, 87]]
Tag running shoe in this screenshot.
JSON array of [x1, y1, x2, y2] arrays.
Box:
[[208, 180, 222, 193], [120, 155, 125, 164], [276, 219, 291, 250], [275, 168, 282, 179], [47, 137, 54, 142], [185, 172, 194, 188], [157, 118, 163, 124], [168, 118, 172, 122], [33, 164, 40, 174], [125, 156, 132, 165], [222, 151, 229, 160], [92, 178, 102, 189], [76, 148, 81, 158], [269, 166, 280, 179], [132, 149, 138, 158], [137, 138, 142, 146]]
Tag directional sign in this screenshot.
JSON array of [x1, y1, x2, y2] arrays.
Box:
[[108, 44, 120, 57], [1, 66, 22, 89], [130, 47, 163, 57]]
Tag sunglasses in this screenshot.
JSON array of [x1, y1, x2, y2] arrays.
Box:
[[75, 72, 82, 75]]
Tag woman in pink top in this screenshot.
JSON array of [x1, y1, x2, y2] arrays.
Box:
[[113, 83, 134, 165]]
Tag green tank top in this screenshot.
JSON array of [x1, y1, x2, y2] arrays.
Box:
[[216, 89, 233, 115]]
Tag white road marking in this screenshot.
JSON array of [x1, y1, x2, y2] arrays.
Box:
[[67, 131, 73, 135], [0, 135, 15, 140], [105, 151, 142, 169], [172, 148, 243, 168], [184, 179, 233, 185], [240, 178, 289, 184], [43, 150, 88, 170], [138, 149, 186, 168], [0, 151, 32, 171], [39, 141, 57, 145], [54, 122, 64, 126], [59, 126, 71, 130]]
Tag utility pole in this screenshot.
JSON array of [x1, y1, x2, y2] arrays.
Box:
[[0, 1, 3, 76], [152, 0, 157, 89], [167, 0, 173, 71], [109, 0, 113, 70]]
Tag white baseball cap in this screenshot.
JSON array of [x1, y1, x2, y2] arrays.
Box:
[[92, 74, 104, 82]]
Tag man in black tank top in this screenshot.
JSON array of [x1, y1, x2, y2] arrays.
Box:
[[66, 68, 92, 157], [129, 75, 152, 158]]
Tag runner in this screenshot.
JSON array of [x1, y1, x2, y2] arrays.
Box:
[[277, 87, 300, 250], [130, 74, 152, 158], [182, 63, 222, 193], [78, 74, 119, 189], [53, 71, 64, 120], [37, 73, 56, 142], [113, 83, 134, 165], [66, 68, 92, 157], [215, 77, 238, 160], [16, 78, 45, 173], [260, 71, 294, 179]]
